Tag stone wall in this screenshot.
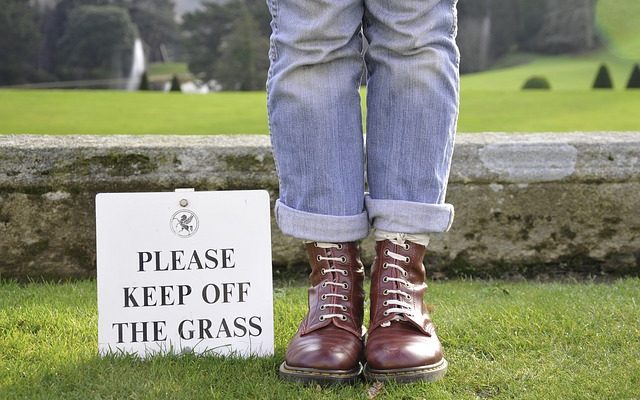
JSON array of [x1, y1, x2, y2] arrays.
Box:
[[0, 133, 638, 280]]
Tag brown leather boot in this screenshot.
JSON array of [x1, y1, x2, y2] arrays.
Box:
[[279, 241, 365, 384], [364, 239, 447, 382]]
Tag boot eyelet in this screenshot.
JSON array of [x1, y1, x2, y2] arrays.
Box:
[[321, 268, 326, 275], [404, 282, 410, 287], [384, 250, 390, 256], [383, 311, 389, 316], [321, 294, 327, 300], [341, 270, 348, 276], [340, 256, 347, 263], [383, 277, 389, 283], [316, 255, 322, 261], [340, 315, 348, 321], [406, 294, 412, 300], [403, 271, 408, 277], [383, 289, 389, 295], [342, 283, 349, 290], [382, 263, 388, 269], [342, 295, 348, 300], [404, 244, 410, 250], [320, 305, 326, 310], [321, 282, 327, 288], [319, 316, 325, 321], [405, 257, 410, 263], [337, 244, 343, 249], [383, 301, 388, 306], [341, 305, 347, 311]]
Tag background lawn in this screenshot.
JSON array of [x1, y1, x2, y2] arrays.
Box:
[[597, 0, 640, 60], [0, 89, 269, 135], [1, 88, 639, 134], [1, 279, 639, 399]]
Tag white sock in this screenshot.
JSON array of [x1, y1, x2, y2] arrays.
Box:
[[373, 229, 430, 247]]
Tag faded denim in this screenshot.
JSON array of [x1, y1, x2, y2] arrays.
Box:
[[266, 0, 459, 242]]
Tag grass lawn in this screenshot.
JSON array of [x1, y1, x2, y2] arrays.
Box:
[[597, 0, 640, 60], [0, 89, 269, 135], [1, 279, 639, 399], [146, 62, 190, 78], [1, 88, 640, 134]]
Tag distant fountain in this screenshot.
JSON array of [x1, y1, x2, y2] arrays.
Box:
[[126, 38, 146, 91]]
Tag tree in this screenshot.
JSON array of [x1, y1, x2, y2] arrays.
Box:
[[170, 74, 182, 92], [181, 0, 271, 90], [121, 0, 179, 62], [519, 0, 597, 54], [138, 71, 150, 90], [57, 5, 137, 80], [214, 7, 269, 90], [181, 2, 236, 81], [592, 64, 613, 89], [522, 76, 551, 90], [0, 0, 43, 85], [40, 0, 178, 80], [40, 0, 110, 78], [626, 64, 640, 89]]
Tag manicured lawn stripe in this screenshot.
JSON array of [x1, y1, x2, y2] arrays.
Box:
[[0, 89, 269, 135], [2, 89, 639, 135]]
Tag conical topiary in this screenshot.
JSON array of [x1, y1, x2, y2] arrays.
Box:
[[626, 64, 640, 89], [138, 71, 150, 91], [592, 64, 613, 89], [170, 74, 182, 92], [522, 76, 551, 90]]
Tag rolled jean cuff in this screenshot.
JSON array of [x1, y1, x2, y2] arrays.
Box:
[[365, 196, 454, 233], [274, 199, 370, 242]]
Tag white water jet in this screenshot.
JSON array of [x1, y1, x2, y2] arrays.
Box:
[[126, 38, 146, 91]]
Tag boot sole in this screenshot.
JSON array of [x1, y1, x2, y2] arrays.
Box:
[[279, 361, 363, 385], [364, 358, 448, 383]]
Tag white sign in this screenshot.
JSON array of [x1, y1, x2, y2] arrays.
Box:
[[96, 190, 274, 357]]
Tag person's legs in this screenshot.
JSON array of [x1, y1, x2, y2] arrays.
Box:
[[362, 0, 459, 382], [363, 0, 459, 234], [266, 0, 368, 384], [267, 0, 368, 243]]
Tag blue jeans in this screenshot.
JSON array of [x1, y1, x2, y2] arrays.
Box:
[[266, 0, 459, 242]]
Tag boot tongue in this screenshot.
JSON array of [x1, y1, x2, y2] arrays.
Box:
[[380, 315, 403, 327]]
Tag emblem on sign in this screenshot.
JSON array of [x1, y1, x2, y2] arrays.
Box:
[[170, 209, 199, 238]]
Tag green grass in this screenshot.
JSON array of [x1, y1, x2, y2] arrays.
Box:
[[0, 89, 268, 135], [597, 0, 640, 60], [459, 90, 640, 132], [1, 279, 639, 399], [2, 88, 640, 134], [146, 62, 190, 78]]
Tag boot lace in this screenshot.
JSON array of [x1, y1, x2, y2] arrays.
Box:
[[379, 236, 415, 326], [315, 242, 350, 322]]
